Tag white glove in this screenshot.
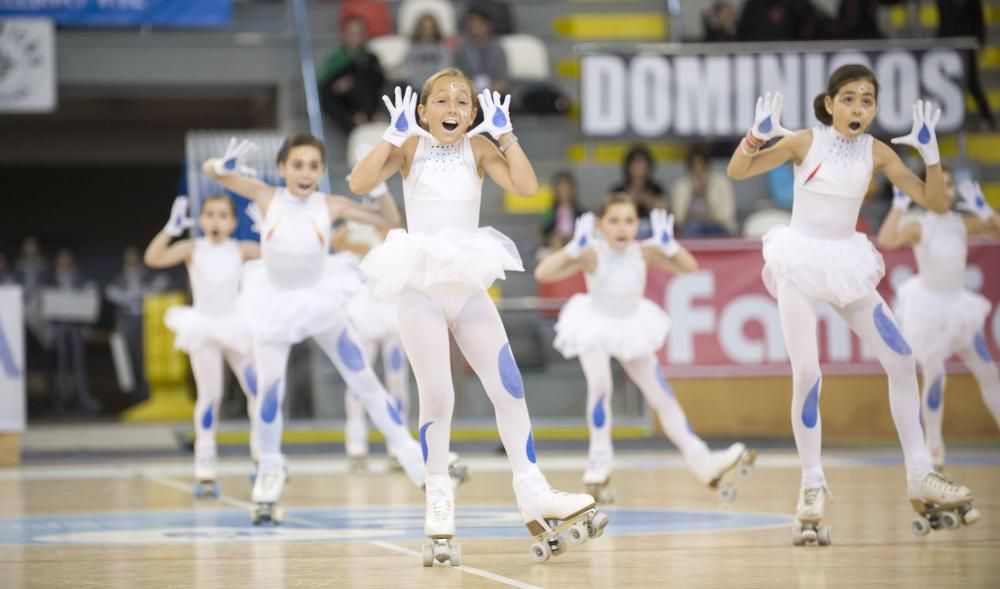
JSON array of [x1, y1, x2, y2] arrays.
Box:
[[957, 180, 994, 221], [748, 92, 794, 145], [164, 195, 194, 237], [469, 89, 514, 140], [212, 138, 257, 177], [643, 209, 680, 256], [245, 202, 263, 234], [891, 185, 912, 211], [381, 86, 433, 147], [891, 100, 941, 166], [564, 212, 595, 258]]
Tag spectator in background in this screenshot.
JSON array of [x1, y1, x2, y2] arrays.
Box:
[[609, 145, 668, 238], [671, 146, 737, 237], [16, 236, 54, 407], [105, 245, 168, 404], [540, 170, 587, 250], [937, 0, 995, 131], [405, 13, 452, 90], [467, 0, 515, 35], [834, 0, 903, 39], [455, 6, 509, 95], [48, 248, 100, 416], [337, 0, 392, 38], [318, 15, 386, 134], [703, 1, 739, 42], [737, 0, 826, 41]]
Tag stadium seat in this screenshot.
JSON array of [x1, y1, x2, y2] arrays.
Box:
[[742, 209, 792, 239], [499, 34, 550, 80], [346, 122, 389, 165], [368, 34, 410, 80]]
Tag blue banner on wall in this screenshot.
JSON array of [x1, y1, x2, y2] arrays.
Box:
[[0, 1, 231, 28]]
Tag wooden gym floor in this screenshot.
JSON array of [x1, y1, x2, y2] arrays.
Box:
[[0, 448, 997, 588]]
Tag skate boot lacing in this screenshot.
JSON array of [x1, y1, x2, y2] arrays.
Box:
[[924, 472, 968, 497]]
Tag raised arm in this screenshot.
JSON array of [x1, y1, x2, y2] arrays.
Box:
[[143, 196, 196, 269], [202, 138, 276, 210], [534, 212, 596, 283], [470, 90, 539, 196], [876, 186, 922, 250], [957, 180, 1000, 239], [328, 189, 403, 230], [640, 209, 698, 274], [349, 86, 431, 194], [883, 100, 947, 213], [727, 92, 806, 180]]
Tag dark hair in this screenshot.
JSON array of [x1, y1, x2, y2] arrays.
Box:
[[202, 193, 237, 217], [812, 64, 879, 126], [411, 12, 443, 43], [276, 133, 326, 166], [623, 144, 655, 180], [465, 6, 493, 23], [598, 192, 638, 218], [685, 144, 710, 171]]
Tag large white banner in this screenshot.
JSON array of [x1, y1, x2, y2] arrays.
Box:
[[581, 41, 974, 138], [0, 286, 25, 432], [0, 18, 55, 113]]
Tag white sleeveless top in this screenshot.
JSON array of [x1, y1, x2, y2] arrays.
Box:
[[790, 126, 874, 239], [914, 211, 968, 294], [261, 188, 330, 289], [189, 238, 243, 314], [403, 136, 484, 234], [585, 241, 647, 317]]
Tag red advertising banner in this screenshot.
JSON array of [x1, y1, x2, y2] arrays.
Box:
[[540, 239, 1000, 378]]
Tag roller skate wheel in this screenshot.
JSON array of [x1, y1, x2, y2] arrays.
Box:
[[530, 541, 551, 563], [940, 511, 960, 531], [193, 481, 220, 499], [422, 543, 434, 567], [800, 527, 817, 545], [192, 482, 205, 498], [449, 543, 462, 567], [449, 464, 470, 485], [568, 522, 589, 545], [718, 484, 736, 502], [597, 486, 615, 504], [271, 507, 285, 524], [817, 525, 832, 546], [550, 536, 567, 557], [962, 508, 981, 526], [738, 464, 753, 478], [791, 523, 805, 546], [911, 515, 931, 536], [589, 511, 610, 536]]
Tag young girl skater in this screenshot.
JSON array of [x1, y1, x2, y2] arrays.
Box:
[[202, 134, 428, 524], [877, 173, 1000, 470], [350, 72, 607, 564], [144, 194, 260, 498], [726, 64, 978, 545], [535, 195, 757, 503]]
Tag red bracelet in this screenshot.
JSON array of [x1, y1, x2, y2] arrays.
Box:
[[745, 130, 764, 148]]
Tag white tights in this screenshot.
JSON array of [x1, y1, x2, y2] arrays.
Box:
[[189, 344, 257, 460], [579, 349, 708, 470], [344, 334, 410, 456], [397, 286, 538, 479], [778, 283, 932, 493], [919, 333, 1000, 464]]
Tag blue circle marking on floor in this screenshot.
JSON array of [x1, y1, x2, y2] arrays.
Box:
[[0, 506, 791, 546]]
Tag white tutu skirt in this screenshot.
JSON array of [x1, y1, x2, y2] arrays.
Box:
[[347, 288, 399, 342], [164, 307, 252, 355], [239, 253, 364, 345], [894, 277, 992, 363], [761, 225, 884, 308], [359, 226, 523, 300], [554, 294, 671, 360]]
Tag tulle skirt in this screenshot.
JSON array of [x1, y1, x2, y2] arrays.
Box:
[[762, 225, 884, 307], [239, 253, 363, 345], [894, 277, 992, 363], [347, 287, 399, 342], [554, 294, 671, 360], [360, 226, 523, 300], [164, 307, 251, 355]]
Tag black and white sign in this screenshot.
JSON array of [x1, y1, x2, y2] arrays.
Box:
[[581, 44, 970, 138], [0, 18, 55, 113]]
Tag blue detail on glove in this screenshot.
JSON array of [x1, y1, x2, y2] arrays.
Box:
[[917, 124, 931, 145]]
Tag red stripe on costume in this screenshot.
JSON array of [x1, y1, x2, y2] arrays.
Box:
[[805, 163, 822, 185], [314, 226, 325, 245]]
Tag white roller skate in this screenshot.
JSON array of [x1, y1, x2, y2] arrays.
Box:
[[192, 453, 220, 499], [347, 452, 369, 474], [513, 469, 609, 563], [909, 472, 979, 536], [582, 455, 615, 504], [693, 443, 757, 502], [251, 459, 286, 525], [422, 475, 461, 567], [792, 486, 832, 546], [448, 451, 470, 488]]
